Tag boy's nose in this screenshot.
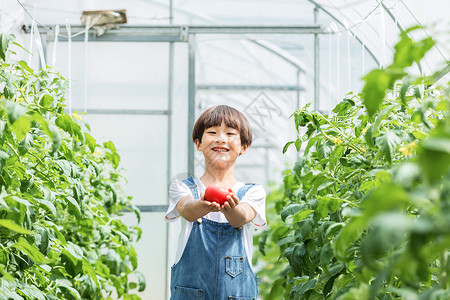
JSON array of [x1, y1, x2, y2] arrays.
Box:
[[216, 132, 226, 142]]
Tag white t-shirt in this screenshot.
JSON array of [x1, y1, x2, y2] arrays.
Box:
[[165, 177, 266, 266]]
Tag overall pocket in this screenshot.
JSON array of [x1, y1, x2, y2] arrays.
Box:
[[225, 256, 243, 278], [171, 285, 203, 300], [227, 297, 255, 300]]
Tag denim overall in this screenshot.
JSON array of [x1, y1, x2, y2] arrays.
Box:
[[170, 176, 258, 300]]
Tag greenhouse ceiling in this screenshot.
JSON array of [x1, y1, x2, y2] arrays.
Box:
[[3, 0, 448, 73]]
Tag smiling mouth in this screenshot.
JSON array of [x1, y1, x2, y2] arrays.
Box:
[[212, 147, 229, 152]]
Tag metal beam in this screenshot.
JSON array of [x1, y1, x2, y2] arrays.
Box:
[[131, 205, 169, 213], [196, 84, 305, 91], [25, 24, 331, 43], [64, 109, 169, 115]]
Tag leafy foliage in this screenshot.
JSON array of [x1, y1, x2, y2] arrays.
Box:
[[256, 28, 449, 299], [0, 34, 144, 299]]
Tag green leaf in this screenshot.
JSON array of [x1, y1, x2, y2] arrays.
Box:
[[18, 133, 33, 155], [292, 278, 316, 298], [317, 180, 334, 192], [6, 102, 27, 124], [83, 259, 100, 288], [0, 219, 34, 234], [39, 94, 53, 108], [30, 113, 62, 153], [334, 217, 367, 259], [276, 235, 296, 247], [0, 264, 14, 281], [12, 237, 51, 263], [18, 285, 47, 300], [315, 196, 342, 220], [129, 245, 138, 270], [55, 114, 83, 142], [362, 69, 390, 117], [323, 272, 341, 297], [393, 32, 435, 69], [18, 60, 33, 73], [338, 283, 369, 300], [35, 226, 51, 255], [0, 149, 10, 172], [320, 243, 333, 267], [0, 33, 14, 60], [294, 139, 302, 151], [104, 140, 117, 152], [128, 282, 138, 290], [48, 123, 62, 154], [258, 230, 269, 256], [56, 282, 82, 300], [84, 133, 96, 153], [419, 138, 450, 183], [361, 212, 412, 261], [65, 196, 81, 219], [11, 115, 30, 141], [318, 141, 332, 159], [362, 184, 409, 214], [284, 243, 306, 275], [376, 130, 401, 163], [292, 209, 314, 223], [111, 152, 120, 169], [281, 204, 305, 222], [332, 98, 355, 115], [135, 271, 146, 292], [36, 198, 56, 216], [283, 141, 295, 154]]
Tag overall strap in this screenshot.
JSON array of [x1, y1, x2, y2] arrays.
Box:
[[236, 183, 257, 200], [182, 176, 200, 199]]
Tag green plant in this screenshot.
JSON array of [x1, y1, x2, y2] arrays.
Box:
[[0, 33, 144, 299], [256, 27, 449, 299]]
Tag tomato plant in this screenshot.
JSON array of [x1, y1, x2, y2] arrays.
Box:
[[256, 27, 449, 299], [0, 34, 144, 299]]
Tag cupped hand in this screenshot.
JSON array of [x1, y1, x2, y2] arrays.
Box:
[[200, 192, 222, 212], [221, 189, 239, 212]]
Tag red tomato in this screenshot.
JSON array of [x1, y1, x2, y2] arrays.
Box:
[[204, 185, 230, 205]]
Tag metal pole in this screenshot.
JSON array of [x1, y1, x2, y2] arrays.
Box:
[[296, 69, 301, 109], [165, 3, 174, 299], [187, 34, 196, 177], [314, 6, 320, 111], [165, 38, 174, 300], [39, 33, 48, 71]]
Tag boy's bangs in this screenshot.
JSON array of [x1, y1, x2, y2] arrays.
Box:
[[204, 107, 241, 130]]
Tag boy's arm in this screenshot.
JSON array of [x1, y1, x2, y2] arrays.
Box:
[[176, 193, 221, 222], [221, 193, 256, 228]]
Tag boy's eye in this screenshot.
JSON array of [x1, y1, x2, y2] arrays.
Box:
[[227, 132, 236, 136]]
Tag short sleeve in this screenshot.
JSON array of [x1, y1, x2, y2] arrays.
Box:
[[165, 178, 191, 222], [240, 185, 267, 228]]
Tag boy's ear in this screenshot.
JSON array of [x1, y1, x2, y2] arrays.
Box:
[[240, 145, 249, 155], [194, 139, 202, 151]]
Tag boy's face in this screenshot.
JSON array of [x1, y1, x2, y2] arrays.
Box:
[[195, 121, 248, 169]]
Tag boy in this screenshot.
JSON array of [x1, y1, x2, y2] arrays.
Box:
[[165, 105, 266, 299]]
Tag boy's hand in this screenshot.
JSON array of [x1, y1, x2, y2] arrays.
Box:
[[221, 189, 256, 228], [221, 189, 239, 212], [199, 192, 222, 212]]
